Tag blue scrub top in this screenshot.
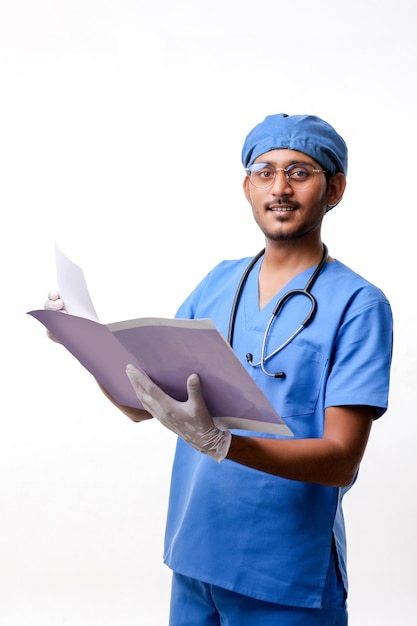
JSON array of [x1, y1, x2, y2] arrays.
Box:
[[163, 257, 393, 608]]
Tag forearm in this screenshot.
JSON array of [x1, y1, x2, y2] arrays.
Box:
[[226, 406, 373, 487], [227, 435, 353, 487]]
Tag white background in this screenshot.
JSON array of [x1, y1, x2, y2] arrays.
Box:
[[1, 0, 416, 623]]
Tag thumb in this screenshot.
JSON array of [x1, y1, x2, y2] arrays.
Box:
[[186, 373, 203, 399]]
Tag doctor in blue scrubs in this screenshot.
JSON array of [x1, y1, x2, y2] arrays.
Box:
[[47, 114, 393, 625]]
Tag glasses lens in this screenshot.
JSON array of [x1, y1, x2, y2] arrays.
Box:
[[248, 163, 275, 188], [285, 164, 315, 189]]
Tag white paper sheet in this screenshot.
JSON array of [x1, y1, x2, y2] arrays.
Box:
[[55, 243, 100, 321]]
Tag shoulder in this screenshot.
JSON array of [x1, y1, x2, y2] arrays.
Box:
[[191, 256, 258, 292], [175, 256, 257, 320], [324, 259, 391, 307], [208, 256, 256, 275]]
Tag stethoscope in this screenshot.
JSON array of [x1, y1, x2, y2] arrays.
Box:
[[227, 244, 328, 379]]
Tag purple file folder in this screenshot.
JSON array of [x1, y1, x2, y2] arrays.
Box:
[[28, 310, 292, 436]]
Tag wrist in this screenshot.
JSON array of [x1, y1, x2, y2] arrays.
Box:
[[206, 429, 232, 463]]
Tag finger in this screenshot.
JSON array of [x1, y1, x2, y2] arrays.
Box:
[[185, 374, 211, 418], [48, 290, 60, 301], [125, 365, 168, 424], [44, 298, 65, 311], [125, 364, 151, 394], [186, 373, 202, 397], [125, 364, 164, 404], [126, 365, 181, 419], [47, 329, 61, 343]]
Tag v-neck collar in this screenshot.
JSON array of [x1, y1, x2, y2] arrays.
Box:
[[247, 256, 323, 315]]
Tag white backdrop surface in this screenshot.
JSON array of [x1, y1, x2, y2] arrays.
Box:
[[1, 1, 416, 624]]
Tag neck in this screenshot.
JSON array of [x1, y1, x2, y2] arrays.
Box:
[[258, 240, 327, 310], [262, 238, 326, 270]]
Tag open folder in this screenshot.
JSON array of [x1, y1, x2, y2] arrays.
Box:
[[28, 246, 292, 437]]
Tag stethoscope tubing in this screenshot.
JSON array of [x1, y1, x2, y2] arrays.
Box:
[[227, 244, 328, 378]]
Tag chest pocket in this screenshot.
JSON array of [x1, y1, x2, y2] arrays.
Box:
[[252, 341, 328, 421]]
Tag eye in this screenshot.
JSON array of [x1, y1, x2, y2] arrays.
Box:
[[251, 164, 274, 179], [287, 164, 311, 180], [260, 169, 274, 179]]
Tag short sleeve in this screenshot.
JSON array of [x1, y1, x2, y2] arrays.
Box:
[[325, 296, 393, 418]]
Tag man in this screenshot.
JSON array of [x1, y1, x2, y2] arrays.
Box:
[[46, 114, 393, 625]]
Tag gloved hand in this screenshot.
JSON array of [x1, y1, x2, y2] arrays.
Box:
[[44, 289, 67, 342], [126, 364, 232, 463]]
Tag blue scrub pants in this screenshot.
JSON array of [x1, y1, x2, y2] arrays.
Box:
[[169, 550, 347, 626]]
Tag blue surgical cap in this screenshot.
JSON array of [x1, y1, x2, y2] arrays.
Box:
[[241, 113, 348, 176]]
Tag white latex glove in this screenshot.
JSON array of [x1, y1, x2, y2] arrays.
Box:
[[126, 364, 232, 463], [44, 289, 67, 342]]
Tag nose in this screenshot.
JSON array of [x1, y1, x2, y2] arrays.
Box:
[[270, 168, 293, 195]]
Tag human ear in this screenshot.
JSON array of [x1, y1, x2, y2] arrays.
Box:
[[326, 173, 346, 209], [243, 175, 252, 203]]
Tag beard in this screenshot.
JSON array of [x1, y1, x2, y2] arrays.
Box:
[[251, 192, 328, 243]]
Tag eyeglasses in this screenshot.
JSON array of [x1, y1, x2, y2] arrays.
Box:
[[245, 162, 327, 189]]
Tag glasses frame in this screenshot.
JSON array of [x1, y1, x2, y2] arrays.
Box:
[[245, 162, 327, 189]]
